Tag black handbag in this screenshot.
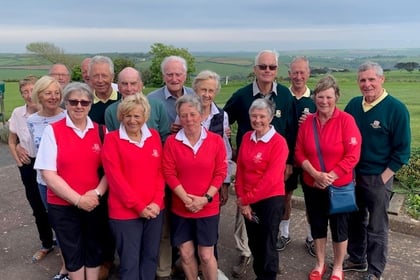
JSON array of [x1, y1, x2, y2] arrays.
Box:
[[312, 118, 358, 215]]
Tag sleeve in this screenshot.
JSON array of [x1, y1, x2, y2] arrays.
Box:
[[104, 106, 118, 132], [156, 101, 171, 142], [162, 137, 182, 190], [223, 112, 233, 183], [294, 116, 312, 166], [101, 133, 146, 214], [210, 135, 228, 188], [388, 103, 411, 172], [34, 125, 57, 171]]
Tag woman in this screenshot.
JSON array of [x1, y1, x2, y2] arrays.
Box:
[[102, 93, 165, 280], [34, 82, 108, 280], [162, 94, 227, 280], [192, 70, 232, 206], [234, 98, 289, 280], [8, 76, 55, 263], [295, 75, 361, 280], [26, 75, 68, 280]]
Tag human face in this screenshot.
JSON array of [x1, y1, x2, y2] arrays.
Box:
[[289, 60, 310, 92], [358, 69, 385, 103], [315, 87, 337, 117], [250, 108, 273, 137], [178, 103, 202, 133], [118, 72, 143, 98], [163, 60, 187, 95], [254, 52, 278, 84], [38, 83, 62, 111], [90, 62, 114, 96], [122, 106, 145, 136], [65, 91, 91, 123], [49, 65, 70, 88], [20, 84, 36, 107], [81, 58, 91, 84], [195, 79, 217, 109]]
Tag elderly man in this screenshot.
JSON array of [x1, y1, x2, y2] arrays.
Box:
[[147, 55, 194, 280], [88, 55, 121, 125], [344, 61, 411, 280], [104, 67, 170, 141], [223, 50, 297, 278], [49, 63, 71, 88]]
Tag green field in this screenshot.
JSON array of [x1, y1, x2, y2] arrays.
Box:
[[2, 70, 420, 148]]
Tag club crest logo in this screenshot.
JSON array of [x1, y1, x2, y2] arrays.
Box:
[[349, 137, 358, 145], [253, 152, 263, 164], [275, 110, 281, 118], [370, 120, 381, 129], [92, 143, 101, 153], [152, 149, 160, 158]]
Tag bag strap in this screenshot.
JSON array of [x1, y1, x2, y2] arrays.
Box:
[[312, 118, 326, 172]]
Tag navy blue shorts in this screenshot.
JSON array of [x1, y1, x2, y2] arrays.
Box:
[[48, 204, 104, 272], [170, 213, 219, 247]]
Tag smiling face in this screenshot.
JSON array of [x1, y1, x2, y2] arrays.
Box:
[[90, 62, 114, 96], [195, 78, 217, 108], [250, 107, 273, 137], [38, 83, 62, 111], [163, 60, 187, 96], [358, 68, 385, 103], [254, 52, 278, 84], [178, 102, 202, 133], [315, 87, 337, 117], [289, 59, 310, 94], [65, 90, 91, 123], [122, 105, 145, 136]]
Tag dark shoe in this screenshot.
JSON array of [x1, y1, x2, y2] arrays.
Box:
[[51, 272, 69, 280], [98, 261, 114, 280], [32, 247, 54, 263], [362, 274, 383, 280], [232, 255, 252, 278], [305, 238, 316, 257], [342, 258, 368, 272], [276, 236, 291, 251], [308, 264, 327, 280]]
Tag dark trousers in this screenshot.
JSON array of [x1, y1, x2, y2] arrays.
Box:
[[97, 191, 116, 263], [19, 158, 54, 249], [348, 174, 393, 278], [110, 212, 164, 280], [245, 196, 284, 280]]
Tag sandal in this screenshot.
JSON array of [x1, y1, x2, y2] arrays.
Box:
[[32, 247, 54, 263], [330, 271, 344, 280], [308, 264, 327, 280]]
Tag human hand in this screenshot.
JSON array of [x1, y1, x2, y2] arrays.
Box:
[[225, 127, 232, 138], [16, 144, 30, 165], [284, 164, 293, 181], [78, 193, 99, 212], [220, 183, 229, 206], [239, 204, 253, 221], [186, 194, 206, 213], [170, 123, 182, 134], [314, 171, 335, 189]]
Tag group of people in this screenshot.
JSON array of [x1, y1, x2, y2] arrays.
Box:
[[7, 50, 410, 280]]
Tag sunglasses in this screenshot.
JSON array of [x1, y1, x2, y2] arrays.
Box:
[[67, 99, 91, 107], [256, 64, 278, 71]]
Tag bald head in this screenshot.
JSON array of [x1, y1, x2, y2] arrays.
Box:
[[117, 67, 143, 98]]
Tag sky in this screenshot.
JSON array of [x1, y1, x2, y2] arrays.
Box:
[[1, 0, 420, 54]]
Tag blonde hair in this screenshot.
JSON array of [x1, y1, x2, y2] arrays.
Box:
[[117, 93, 151, 123], [31, 76, 62, 105]]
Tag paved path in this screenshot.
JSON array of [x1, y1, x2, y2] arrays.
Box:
[[0, 143, 419, 279]]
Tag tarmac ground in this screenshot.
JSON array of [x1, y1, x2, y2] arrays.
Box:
[[0, 142, 419, 280]]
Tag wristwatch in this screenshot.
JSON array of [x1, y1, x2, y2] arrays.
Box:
[[94, 189, 102, 199], [204, 193, 213, 203]]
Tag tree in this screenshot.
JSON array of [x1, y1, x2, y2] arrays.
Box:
[[113, 57, 136, 82], [394, 62, 419, 72], [148, 43, 195, 86], [26, 42, 80, 68]]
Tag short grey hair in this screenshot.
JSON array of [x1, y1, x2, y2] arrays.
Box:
[[175, 94, 203, 116], [254, 50, 279, 66], [358, 61, 384, 77], [63, 82, 94, 103], [192, 70, 221, 94], [249, 98, 276, 119], [161, 56, 187, 74], [89, 55, 114, 76]]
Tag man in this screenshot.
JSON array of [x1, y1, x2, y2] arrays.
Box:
[[49, 63, 71, 88], [147, 55, 194, 280], [88, 55, 121, 124], [223, 50, 297, 278], [81, 57, 92, 87], [277, 57, 316, 256], [344, 61, 411, 280], [104, 67, 170, 142]]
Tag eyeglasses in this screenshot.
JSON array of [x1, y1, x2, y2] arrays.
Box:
[[67, 99, 91, 107], [256, 64, 278, 71]]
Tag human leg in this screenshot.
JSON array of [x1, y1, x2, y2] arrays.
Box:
[[157, 190, 173, 279], [232, 206, 252, 277], [141, 212, 164, 280], [178, 241, 198, 280], [198, 246, 217, 280]]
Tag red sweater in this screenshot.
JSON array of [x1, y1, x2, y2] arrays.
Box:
[[102, 129, 165, 220], [295, 108, 362, 187], [49, 119, 102, 205], [235, 131, 288, 205], [162, 131, 227, 218]]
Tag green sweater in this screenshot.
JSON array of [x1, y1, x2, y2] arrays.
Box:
[[224, 83, 298, 164], [104, 96, 171, 142], [344, 94, 411, 175]]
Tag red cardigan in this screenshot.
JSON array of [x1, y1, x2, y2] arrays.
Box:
[[162, 130, 227, 218], [102, 129, 165, 220], [295, 108, 362, 187], [235, 131, 289, 206]]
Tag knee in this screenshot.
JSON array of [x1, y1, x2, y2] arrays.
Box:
[[198, 250, 215, 265], [179, 248, 195, 265]]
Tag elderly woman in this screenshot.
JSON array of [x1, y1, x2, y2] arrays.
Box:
[[102, 93, 165, 280], [162, 94, 227, 280], [295, 75, 361, 280], [34, 82, 108, 280], [234, 98, 289, 280], [192, 70, 232, 206]]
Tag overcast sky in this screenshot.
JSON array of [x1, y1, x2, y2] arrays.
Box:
[[1, 0, 419, 53]]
